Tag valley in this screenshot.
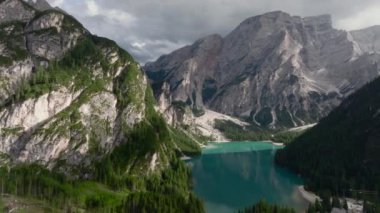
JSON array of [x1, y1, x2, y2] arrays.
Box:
[[0, 0, 380, 212]]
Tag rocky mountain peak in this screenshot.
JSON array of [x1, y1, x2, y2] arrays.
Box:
[[351, 25, 380, 54], [22, 0, 52, 11], [303, 14, 332, 28], [145, 12, 380, 128], [242, 11, 292, 23], [0, 0, 36, 23], [232, 11, 294, 34]]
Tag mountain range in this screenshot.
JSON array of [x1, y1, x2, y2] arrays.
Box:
[[145, 11, 380, 128], [1, 0, 380, 211]]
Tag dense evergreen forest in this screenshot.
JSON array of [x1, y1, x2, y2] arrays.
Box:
[[239, 200, 295, 213], [276, 77, 380, 202]]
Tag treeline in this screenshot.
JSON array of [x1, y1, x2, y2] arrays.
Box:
[[169, 127, 202, 156], [214, 119, 303, 144], [117, 192, 203, 213], [306, 196, 347, 213], [275, 77, 380, 203], [239, 200, 295, 213], [307, 196, 380, 213], [0, 160, 203, 212]]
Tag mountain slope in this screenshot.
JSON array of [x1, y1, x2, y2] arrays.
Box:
[[0, 0, 203, 211], [145, 11, 380, 128], [275, 76, 380, 195]]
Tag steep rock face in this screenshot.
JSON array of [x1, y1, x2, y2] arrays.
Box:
[[0, 0, 162, 176], [145, 11, 380, 128], [23, 0, 52, 11], [25, 11, 86, 61], [351, 25, 380, 55], [0, 0, 35, 24]]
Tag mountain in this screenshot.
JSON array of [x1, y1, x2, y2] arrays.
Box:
[[275, 76, 380, 196], [351, 25, 380, 54], [0, 0, 203, 211], [145, 11, 380, 128]]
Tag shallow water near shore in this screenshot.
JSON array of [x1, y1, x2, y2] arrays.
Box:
[[187, 141, 308, 213]]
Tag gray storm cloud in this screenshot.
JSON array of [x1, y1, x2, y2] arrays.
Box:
[[47, 0, 380, 63]]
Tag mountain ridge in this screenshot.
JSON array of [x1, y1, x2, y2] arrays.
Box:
[[145, 10, 380, 129], [275, 76, 380, 196]]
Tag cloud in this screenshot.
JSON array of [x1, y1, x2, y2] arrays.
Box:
[[84, 0, 136, 26], [48, 0, 63, 7], [335, 3, 380, 30], [46, 0, 380, 64]]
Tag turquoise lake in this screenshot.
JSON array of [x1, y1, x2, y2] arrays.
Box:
[[187, 141, 308, 213]]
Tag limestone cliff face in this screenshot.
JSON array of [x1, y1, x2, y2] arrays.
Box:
[[351, 25, 380, 55], [145, 11, 380, 128], [0, 0, 159, 176]]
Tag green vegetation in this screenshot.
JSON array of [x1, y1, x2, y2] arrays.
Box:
[[114, 62, 145, 108], [169, 127, 202, 156], [0, 106, 204, 211], [255, 107, 273, 126], [0, 90, 204, 212], [3, 36, 113, 106], [0, 21, 28, 65], [239, 200, 295, 213], [31, 10, 85, 33], [0, 165, 125, 211], [0, 56, 12, 66], [118, 192, 203, 213], [214, 119, 303, 144], [363, 200, 380, 213], [0, 10, 205, 212], [276, 77, 380, 202], [1, 127, 23, 136]]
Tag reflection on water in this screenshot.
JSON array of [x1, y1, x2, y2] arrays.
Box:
[[188, 142, 308, 213]]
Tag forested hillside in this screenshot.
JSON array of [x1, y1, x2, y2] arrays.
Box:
[[276, 77, 380, 198], [0, 0, 204, 211]]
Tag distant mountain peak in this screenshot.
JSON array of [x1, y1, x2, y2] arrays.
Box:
[[145, 11, 380, 128], [239, 11, 332, 29], [303, 14, 332, 28], [238, 11, 292, 26]]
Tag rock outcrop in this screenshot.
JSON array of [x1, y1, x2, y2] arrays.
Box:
[[0, 0, 169, 176]]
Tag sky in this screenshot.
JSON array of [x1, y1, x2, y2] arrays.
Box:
[[46, 0, 380, 64]]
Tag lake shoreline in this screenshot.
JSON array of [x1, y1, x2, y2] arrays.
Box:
[[298, 186, 321, 204], [181, 140, 283, 160], [207, 140, 284, 146]]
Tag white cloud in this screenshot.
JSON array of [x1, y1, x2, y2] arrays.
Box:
[[131, 42, 147, 49], [85, 0, 136, 26], [336, 4, 380, 30], [48, 0, 64, 7], [46, 0, 380, 63], [85, 1, 99, 16]]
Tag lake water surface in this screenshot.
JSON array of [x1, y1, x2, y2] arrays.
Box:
[[188, 141, 308, 213]]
